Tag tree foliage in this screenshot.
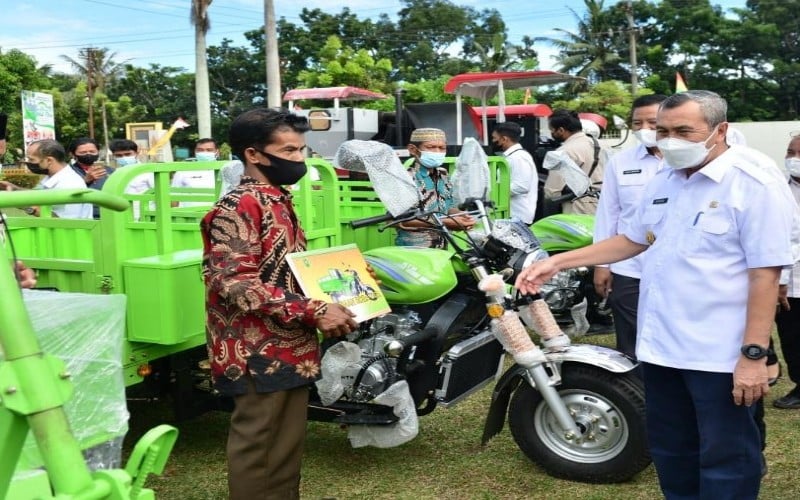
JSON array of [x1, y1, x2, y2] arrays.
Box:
[[5, 0, 800, 158]]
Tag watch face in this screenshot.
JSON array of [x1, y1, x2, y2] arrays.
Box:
[[742, 344, 766, 359]]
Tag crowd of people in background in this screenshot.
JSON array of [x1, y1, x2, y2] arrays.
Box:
[[4, 90, 800, 500]]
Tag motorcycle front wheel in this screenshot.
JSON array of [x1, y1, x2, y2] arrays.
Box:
[[508, 364, 650, 483]]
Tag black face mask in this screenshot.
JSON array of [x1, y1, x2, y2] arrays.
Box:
[[25, 162, 49, 175], [255, 151, 307, 185], [492, 140, 504, 153], [75, 153, 99, 165]]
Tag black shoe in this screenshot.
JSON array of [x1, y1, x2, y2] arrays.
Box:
[[768, 362, 782, 387], [773, 388, 800, 409]]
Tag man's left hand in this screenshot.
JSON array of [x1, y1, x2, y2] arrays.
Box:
[[779, 284, 790, 311], [732, 358, 769, 406]]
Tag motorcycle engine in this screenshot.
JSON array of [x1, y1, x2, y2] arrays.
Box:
[[340, 310, 422, 402]]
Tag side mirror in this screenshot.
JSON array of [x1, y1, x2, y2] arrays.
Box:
[[308, 110, 332, 131]]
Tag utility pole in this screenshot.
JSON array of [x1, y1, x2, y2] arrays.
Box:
[[625, 1, 638, 96], [84, 47, 96, 138], [264, 0, 281, 108]]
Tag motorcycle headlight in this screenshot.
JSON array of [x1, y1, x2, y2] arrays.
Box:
[[490, 219, 542, 252], [510, 248, 549, 279]]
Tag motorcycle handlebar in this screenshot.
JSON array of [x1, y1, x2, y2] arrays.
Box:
[[349, 209, 419, 229], [0, 189, 129, 212]]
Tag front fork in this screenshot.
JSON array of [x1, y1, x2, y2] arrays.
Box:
[[475, 270, 581, 440]]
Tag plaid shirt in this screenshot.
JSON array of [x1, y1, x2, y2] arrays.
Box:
[[201, 177, 326, 396]]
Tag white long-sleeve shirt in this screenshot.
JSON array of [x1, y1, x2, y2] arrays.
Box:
[[786, 177, 800, 297], [503, 143, 537, 224]]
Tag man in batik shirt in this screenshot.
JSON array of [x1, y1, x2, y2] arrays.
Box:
[[201, 108, 357, 500], [395, 127, 475, 248]]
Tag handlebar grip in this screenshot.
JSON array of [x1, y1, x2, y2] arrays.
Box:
[[350, 211, 396, 229], [0, 189, 130, 212]]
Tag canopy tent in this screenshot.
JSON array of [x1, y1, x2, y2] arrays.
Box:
[[443, 71, 577, 145], [283, 86, 388, 116]]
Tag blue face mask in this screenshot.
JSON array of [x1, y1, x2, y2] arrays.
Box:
[[195, 152, 217, 162], [116, 155, 138, 167], [419, 151, 446, 169]]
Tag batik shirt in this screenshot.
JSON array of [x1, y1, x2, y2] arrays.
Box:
[[201, 176, 327, 396], [395, 162, 454, 248]]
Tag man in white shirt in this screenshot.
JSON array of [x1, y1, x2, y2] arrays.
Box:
[[491, 122, 537, 224], [171, 138, 218, 207], [0, 139, 92, 219], [110, 138, 154, 220], [593, 94, 667, 361], [517, 90, 794, 499], [774, 134, 800, 409]]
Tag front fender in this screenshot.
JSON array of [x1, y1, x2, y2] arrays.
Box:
[[543, 343, 637, 373], [480, 344, 637, 445], [481, 364, 526, 445]]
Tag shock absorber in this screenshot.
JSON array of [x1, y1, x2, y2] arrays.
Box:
[[478, 274, 581, 440], [517, 295, 572, 349]]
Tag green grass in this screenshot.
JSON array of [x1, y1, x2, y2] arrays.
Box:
[[124, 333, 800, 499]]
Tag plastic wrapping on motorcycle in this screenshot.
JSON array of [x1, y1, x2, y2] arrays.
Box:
[[316, 341, 362, 406], [451, 137, 491, 205], [491, 219, 545, 254], [542, 150, 590, 197], [333, 140, 420, 216], [219, 160, 244, 197], [347, 380, 419, 448], [8, 290, 128, 481]]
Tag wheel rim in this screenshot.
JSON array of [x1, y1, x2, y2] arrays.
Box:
[[533, 389, 629, 463]]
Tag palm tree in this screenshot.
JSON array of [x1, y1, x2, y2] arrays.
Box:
[[538, 0, 626, 86], [472, 33, 513, 72], [191, 0, 213, 138], [61, 47, 124, 150]]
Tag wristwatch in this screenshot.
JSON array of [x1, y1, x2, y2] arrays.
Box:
[[740, 344, 770, 360]]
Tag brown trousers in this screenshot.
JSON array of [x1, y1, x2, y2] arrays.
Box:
[[227, 381, 309, 500]]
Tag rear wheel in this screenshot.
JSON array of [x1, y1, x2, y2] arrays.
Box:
[[508, 364, 650, 483]]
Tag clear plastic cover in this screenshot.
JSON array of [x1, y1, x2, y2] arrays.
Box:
[[451, 137, 491, 205], [347, 380, 419, 448], [11, 290, 129, 474], [316, 341, 362, 406], [219, 160, 244, 197], [334, 140, 420, 216], [542, 150, 590, 197], [490, 219, 543, 253]]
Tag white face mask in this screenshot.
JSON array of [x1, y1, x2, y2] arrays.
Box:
[[785, 157, 800, 177], [633, 129, 658, 147], [656, 126, 718, 170]]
